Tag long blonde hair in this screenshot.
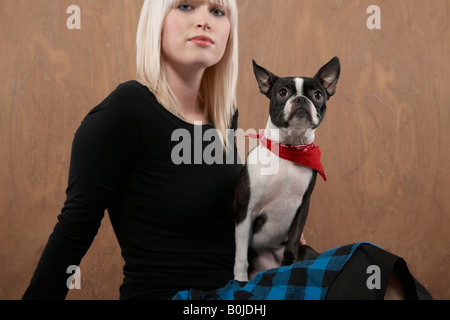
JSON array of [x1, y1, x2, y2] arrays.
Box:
[[136, 0, 239, 149]]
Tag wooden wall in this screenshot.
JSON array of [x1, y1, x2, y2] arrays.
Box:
[[0, 0, 448, 300]]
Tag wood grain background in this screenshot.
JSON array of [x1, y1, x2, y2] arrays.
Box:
[[0, 0, 448, 300]]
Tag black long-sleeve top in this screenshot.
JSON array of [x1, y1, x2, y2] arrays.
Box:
[[23, 80, 243, 300]]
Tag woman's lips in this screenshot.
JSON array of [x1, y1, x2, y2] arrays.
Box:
[[189, 35, 214, 47]]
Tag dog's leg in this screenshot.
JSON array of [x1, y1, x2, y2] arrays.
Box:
[[231, 167, 253, 282], [282, 171, 317, 266], [234, 216, 253, 281]]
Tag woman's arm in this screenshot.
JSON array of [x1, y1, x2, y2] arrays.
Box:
[[23, 89, 139, 299]]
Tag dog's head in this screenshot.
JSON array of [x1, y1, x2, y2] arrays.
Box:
[[253, 57, 340, 143]]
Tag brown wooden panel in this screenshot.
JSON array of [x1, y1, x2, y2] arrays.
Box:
[[0, 0, 448, 299]]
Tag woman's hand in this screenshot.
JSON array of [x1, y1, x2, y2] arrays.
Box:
[[299, 233, 307, 246]]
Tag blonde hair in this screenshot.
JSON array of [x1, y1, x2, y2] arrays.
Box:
[[136, 0, 239, 149]]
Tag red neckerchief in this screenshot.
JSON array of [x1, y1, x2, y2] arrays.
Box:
[[246, 130, 327, 181]]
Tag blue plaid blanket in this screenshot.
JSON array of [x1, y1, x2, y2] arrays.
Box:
[[173, 242, 372, 300]]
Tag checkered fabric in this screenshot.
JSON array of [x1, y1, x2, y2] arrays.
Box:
[[172, 242, 373, 300]]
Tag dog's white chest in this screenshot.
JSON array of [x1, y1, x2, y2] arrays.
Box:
[[246, 146, 313, 248]]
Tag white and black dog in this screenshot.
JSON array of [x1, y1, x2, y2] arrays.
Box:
[[231, 57, 340, 281]]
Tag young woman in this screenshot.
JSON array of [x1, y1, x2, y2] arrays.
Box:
[[23, 0, 241, 300], [23, 0, 431, 300]]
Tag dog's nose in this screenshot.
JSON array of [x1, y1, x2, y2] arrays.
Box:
[[293, 96, 308, 105]]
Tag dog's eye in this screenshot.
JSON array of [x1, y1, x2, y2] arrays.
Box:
[[314, 91, 323, 100], [278, 88, 288, 98]]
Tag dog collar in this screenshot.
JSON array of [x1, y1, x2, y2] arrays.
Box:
[[246, 130, 327, 181]]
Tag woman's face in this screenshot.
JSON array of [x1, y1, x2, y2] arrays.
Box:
[[162, 0, 231, 71]]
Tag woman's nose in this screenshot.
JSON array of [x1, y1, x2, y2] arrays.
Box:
[[195, 7, 212, 30], [196, 22, 211, 30]]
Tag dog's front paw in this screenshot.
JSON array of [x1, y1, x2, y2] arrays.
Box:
[[234, 273, 249, 282], [234, 258, 249, 282]]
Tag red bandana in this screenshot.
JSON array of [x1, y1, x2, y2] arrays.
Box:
[[246, 130, 327, 181]]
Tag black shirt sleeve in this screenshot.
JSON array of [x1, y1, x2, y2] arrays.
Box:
[[23, 85, 140, 299]]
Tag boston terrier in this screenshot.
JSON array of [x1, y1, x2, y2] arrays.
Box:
[[231, 57, 340, 281]]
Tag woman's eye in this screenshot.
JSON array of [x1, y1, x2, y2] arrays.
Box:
[[178, 4, 225, 16], [178, 4, 193, 11], [211, 8, 226, 16]]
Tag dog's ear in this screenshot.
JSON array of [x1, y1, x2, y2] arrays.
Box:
[[252, 60, 279, 97], [314, 57, 340, 97]]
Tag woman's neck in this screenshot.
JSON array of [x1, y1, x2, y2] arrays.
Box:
[[164, 62, 208, 124]]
